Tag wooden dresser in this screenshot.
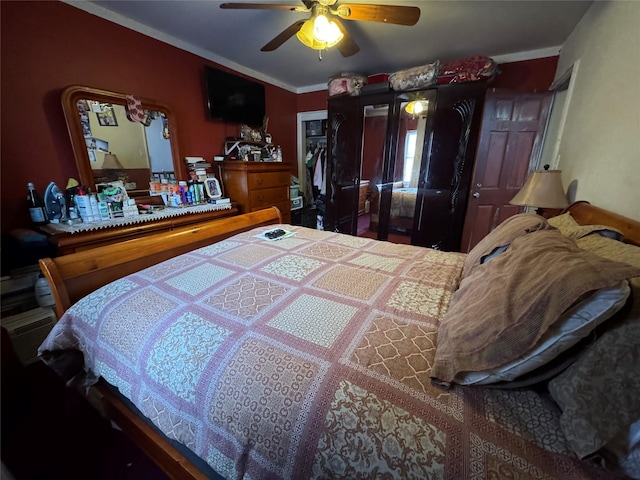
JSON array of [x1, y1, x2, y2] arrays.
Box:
[[222, 161, 291, 223], [41, 205, 239, 255]]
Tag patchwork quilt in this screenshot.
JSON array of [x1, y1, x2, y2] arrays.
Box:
[[39, 225, 618, 479]]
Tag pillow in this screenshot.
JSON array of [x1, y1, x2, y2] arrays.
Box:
[[548, 212, 623, 241], [454, 279, 630, 385], [575, 234, 640, 269], [547, 279, 640, 460], [431, 229, 640, 387], [546, 238, 640, 466], [602, 419, 640, 480], [462, 213, 550, 278]]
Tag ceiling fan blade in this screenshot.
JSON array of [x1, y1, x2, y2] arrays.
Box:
[[261, 20, 305, 51], [334, 19, 359, 57], [220, 3, 306, 12], [335, 4, 420, 26]]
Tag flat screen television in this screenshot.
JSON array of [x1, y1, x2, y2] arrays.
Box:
[[205, 65, 265, 127]]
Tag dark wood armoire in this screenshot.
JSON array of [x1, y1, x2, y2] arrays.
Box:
[[325, 81, 487, 251]]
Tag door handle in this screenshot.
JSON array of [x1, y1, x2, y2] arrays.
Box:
[[473, 192, 480, 198]]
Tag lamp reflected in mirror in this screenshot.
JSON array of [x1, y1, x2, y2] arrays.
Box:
[[95, 153, 130, 187], [510, 165, 569, 215], [102, 153, 124, 169]]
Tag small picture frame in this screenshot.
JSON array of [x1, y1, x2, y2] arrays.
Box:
[[205, 177, 222, 199], [96, 107, 118, 127]]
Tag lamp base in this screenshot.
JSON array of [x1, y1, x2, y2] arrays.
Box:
[[535, 207, 564, 218]]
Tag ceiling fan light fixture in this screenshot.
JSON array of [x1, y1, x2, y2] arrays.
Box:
[[313, 14, 343, 45], [296, 18, 325, 49], [296, 13, 343, 51]]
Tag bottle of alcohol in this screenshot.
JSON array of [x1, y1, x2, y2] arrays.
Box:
[[27, 182, 48, 225]]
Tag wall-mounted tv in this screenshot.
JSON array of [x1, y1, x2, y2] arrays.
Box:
[[204, 65, 265, 127]]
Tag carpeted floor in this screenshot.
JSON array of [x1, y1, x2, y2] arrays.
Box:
[[1, 336, 169, 480]]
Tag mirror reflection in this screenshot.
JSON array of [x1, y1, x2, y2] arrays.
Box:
[[76, 100, 174, 195], [61, 85, 182, 201], [359, 99, 429, 243], [383, 100, 427, 242], [360, 103, 389, 239]]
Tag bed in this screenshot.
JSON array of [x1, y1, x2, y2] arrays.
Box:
[[369, 181, 417, 232], [37, 202, 640, 480]]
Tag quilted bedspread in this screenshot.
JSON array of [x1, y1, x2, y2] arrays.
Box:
[[39, 225, 617, 479], [390, 187, 417, 219]]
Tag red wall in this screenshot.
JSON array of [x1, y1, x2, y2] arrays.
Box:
[[0, 1, 297, 234], [492, 56, 559, 91], [297, 91, 329, 113], [0, 0, 558, 236]]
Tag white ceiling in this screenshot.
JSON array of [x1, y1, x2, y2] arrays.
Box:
[[69, 0, 593, 93]]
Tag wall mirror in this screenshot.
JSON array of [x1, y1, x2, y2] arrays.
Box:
[[61, 85, 183, 198]]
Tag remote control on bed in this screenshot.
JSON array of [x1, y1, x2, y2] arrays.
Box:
[[265, 229, 286, 239]]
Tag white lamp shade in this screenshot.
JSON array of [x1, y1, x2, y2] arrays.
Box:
[[509, 169, 569, 209]]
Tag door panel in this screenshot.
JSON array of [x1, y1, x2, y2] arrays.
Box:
[[324, 98, 363, 233], [361, 105, 390, 240], [326, 93, 394, 236], [412, 83, 486, 251], [461, 90, 553, 253]]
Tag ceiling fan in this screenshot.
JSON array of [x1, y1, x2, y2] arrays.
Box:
[[220, 1, 420, 57]]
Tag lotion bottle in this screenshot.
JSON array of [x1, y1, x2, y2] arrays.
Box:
[[89, 193, 99, 222], [75, 188, 92, 222]]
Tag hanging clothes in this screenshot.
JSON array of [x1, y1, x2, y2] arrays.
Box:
[[313, 147, 326, 194]]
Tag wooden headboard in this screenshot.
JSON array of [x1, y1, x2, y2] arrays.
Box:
[[565, 201, 640, 246]]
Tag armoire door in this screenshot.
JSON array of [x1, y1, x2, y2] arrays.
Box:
[[412, 82, 487, 250], [384, 89, 438, 243], [325, 93, 392, 235]]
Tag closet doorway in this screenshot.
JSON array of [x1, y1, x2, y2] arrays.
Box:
[[297, 110, 327, 227]]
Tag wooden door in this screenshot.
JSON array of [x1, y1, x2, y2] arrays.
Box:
[[460, 90, 553, 252]]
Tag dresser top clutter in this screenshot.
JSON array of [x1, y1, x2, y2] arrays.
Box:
[[24, 84, 293, 256]]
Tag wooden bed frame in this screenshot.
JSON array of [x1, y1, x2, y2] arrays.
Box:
[[38, 203, 640, 480], [39, 207, 283, 480], [564, 201, 640, 246]]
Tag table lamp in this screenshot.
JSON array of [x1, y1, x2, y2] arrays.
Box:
[[509, 165, 569, 215]]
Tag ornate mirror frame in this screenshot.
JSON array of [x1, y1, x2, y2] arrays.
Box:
[[61, 85, 184, 194]]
